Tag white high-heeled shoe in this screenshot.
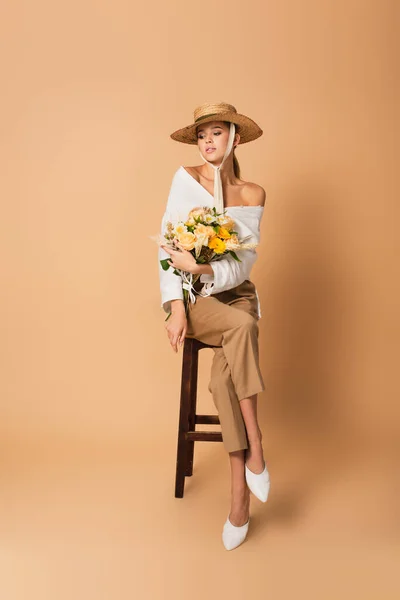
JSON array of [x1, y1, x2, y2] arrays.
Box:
[[222, 515, 250, 551], [245, 460, 270, 503]]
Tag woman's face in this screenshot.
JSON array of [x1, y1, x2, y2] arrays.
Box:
[[196, 121, 237, 163]]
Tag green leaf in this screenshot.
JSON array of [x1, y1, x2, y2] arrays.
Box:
[[160, 259, 171, 271], [228, 250, 241, 262]]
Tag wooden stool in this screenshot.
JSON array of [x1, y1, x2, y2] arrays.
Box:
[[175, 337, 223, 498]]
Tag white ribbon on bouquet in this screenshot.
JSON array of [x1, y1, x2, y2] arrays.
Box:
[[181, 270, 198, 304]]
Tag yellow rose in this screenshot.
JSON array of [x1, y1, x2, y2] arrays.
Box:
[[188, 207, 206, 220], [195, 223, 216, 239], [209, 237, 226, 254], [218, 226, 231, 240], [177, 231, 196, 250], [218, 215, 235, 231]]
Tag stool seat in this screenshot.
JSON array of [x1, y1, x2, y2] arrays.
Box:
[[175, 337, 222, 498]]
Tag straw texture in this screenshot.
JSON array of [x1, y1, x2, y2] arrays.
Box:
[[170, 102, 263, 145]]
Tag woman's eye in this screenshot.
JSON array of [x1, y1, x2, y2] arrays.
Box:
[[198, 132, 221, 139]]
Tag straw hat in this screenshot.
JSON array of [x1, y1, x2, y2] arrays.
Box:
[[170, 101, 263, 145]]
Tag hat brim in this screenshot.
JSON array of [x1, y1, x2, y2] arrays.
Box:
[[170, 111, 263, 145]]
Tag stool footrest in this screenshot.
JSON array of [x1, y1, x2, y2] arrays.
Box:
[[186, 431, 223, 442], [195, 415, 220, 425]]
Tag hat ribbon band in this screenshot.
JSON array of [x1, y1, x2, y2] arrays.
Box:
[[194, 112, 219, 123]]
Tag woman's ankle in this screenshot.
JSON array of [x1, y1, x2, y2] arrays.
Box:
[[231, 480, 248, 495], [247, 432, 263, 447], [246, 438, 264, 458], [231, 486, 250, 506]]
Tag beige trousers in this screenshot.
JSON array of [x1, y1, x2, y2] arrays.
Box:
[[185, 279, 265, 453]]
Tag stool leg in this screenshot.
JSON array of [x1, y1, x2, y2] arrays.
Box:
[[186, 342, 200, 477], [175, 339, 197, 498]]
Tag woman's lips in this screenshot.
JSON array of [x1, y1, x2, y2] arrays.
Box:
[[206, 148, 216, 153]]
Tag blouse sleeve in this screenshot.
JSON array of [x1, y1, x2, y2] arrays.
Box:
[[158, 170, 184, 314], [199, 247, 258, 295]]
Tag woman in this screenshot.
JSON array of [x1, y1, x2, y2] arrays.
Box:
[[159, 102, 270, 550]]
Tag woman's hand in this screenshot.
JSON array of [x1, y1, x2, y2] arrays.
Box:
[[165, 305, 187, 353], [161, 243, 199, 274]]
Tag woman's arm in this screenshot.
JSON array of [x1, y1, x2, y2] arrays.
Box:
[[194, 263, 213, 276], [158, 191, 185, 314], [197, 248, 258, 295]]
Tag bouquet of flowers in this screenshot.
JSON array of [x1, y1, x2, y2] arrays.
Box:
[[152, 205, 258, 320]]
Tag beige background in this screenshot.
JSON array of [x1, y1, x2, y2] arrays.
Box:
[[0, 1, 398, 598]]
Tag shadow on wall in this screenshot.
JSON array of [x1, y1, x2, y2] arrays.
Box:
[[257, 174, 372, 527]]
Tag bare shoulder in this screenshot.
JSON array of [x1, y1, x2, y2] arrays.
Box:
[[181, 165, 200, 180], [241, 181, 266, 207]]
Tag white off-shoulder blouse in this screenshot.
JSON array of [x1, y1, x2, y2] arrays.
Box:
[[158, 166, 264, 318]]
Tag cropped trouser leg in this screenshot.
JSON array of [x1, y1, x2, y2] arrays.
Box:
[[185, 280, 265, 453], [207, 347, 249, 452]]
